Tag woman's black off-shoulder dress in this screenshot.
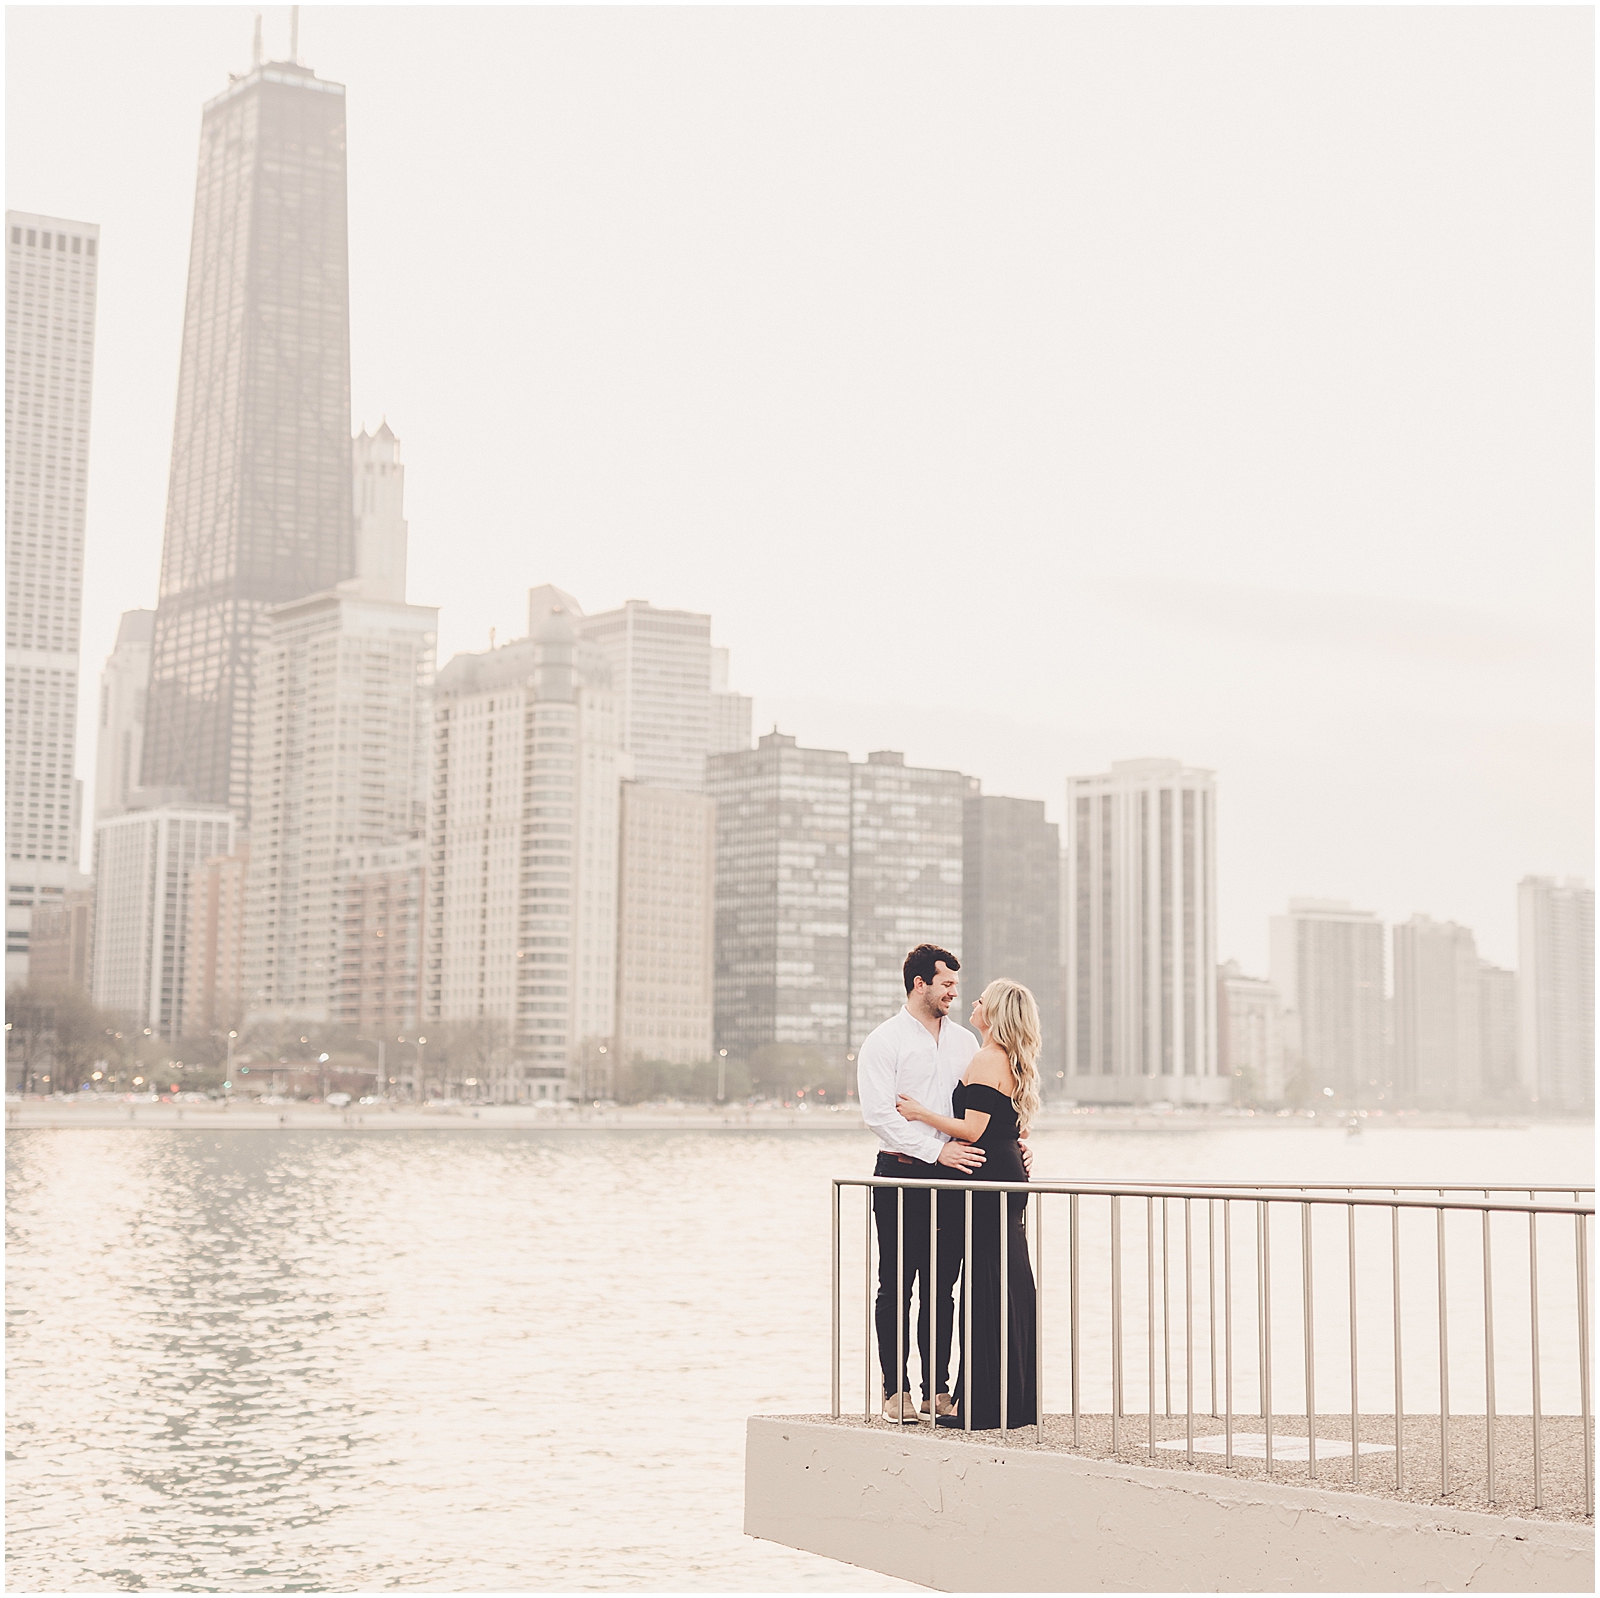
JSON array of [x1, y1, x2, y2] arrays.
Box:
[[946, 1081, 1037, 1429]]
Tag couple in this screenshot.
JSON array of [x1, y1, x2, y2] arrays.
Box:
[[857, 943, 1041, 1431]]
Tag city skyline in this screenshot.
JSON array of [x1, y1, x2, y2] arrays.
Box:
[[4, 7, 1591, 977]]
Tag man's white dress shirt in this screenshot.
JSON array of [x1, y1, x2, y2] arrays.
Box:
[[857, 1005, 979, 1165]]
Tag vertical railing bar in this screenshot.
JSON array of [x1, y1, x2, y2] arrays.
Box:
[[1529, 1209, 1541, 1510], [1000, 1181, 1009, 1434], [1112, 1195, 1123, 1454], [1303, 1201, 1316, 1481], [1162, 1196, 1172, 1419], [1577, 1211, 1592, 1518], [964, 1187, 973, 1432], [928, 1178, 938, 1428], [1035, 1190, 1044, 1446], [1071, 1192, 1081, 1448], [1208, 1197, 1218, 1419], [895, 1185, 905, 1424], [1224, 1197, 1234, 1468], [1261, 1199, 1273, 1477], [1185, 1197, 1195, 1461], [1437, 1207, 1449, 1496], [864, 1186, 872, 1421], [1147, 1196, 1156, 1459], [1349, 1203, 1359, 1488], [1482, 1207, 1495, 1508], [1392, 1204, 1404, 1492], [831, 1181, 841, 1419]]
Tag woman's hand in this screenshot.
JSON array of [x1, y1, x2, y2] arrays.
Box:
[[896, 1094, 927, 1123]]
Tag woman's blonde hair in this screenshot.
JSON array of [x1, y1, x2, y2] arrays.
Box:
[[979, 979, 1042, 1136]]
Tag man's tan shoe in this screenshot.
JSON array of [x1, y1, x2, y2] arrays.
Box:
[[881, 1390, 918, 1424], [920, 1393, 956, 1418]]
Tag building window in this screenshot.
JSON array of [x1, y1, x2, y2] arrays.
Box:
[[85, 239, 95, 258], [26, 230, 36, 246], [9, 227, 18, 245], [71, 237, 81, 254]]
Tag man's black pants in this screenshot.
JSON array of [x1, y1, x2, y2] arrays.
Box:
[[872, 1151, 963, 1401]]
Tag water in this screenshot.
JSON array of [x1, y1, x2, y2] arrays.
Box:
[[6, 1122, 1591, 1592]]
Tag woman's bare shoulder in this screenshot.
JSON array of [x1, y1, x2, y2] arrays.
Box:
[[965, 1046, 1008, 1087]]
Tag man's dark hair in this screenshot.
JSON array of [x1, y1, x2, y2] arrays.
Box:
[[903, 944, 959, 994]]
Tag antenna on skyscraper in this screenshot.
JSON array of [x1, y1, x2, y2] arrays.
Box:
[[252, 13, 263, 67], [289, 4, 299, 63]]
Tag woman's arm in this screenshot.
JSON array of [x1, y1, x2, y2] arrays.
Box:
[[897, 1094, 991, 1143]]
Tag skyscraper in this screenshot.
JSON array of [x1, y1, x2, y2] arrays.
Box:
[[142, 58, 354, 820], [95, 609, 154, 820], [848, 752, 966, 1048], [352, 422, 408, 603], [92, 804, 235, 1035], [243, 587, 436, 1023], [1269, 899, 1386, 1102], [615, 782, 716, 1065], [710, 646, 753, 756], [427, 603, 624, 1078], [1477, 960, 1519, 1101], [962, 789, 1061, 1074], [1392, 914, 1480, 1107], [1517, 876, 1594, 1111], [574, 598, 712, 792], [708, 732, 851, 1061], [5, 212, 99, 980], [1064, 759, 1223, 1103]]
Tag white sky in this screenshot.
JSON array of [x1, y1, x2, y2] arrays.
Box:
[[7, 5, 1592, 971]]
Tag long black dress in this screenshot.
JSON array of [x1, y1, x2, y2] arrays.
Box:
[[947, 1082, 1037, 1429]]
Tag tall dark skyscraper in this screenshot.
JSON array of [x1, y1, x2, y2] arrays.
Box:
[[142, 57, 353, 821]]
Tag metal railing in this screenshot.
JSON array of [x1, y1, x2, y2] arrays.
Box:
[[831, 1175, 1594, 1516]]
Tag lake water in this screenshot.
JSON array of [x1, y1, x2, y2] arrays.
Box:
[[6, 1122, 1592, 1592]]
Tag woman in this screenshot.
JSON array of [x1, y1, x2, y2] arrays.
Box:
[[897, 978, 1040, 1430]]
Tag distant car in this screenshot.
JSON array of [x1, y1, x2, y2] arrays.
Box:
[[325, 1092, 352, 1108]]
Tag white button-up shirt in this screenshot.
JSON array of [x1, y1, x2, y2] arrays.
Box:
[[857, 1005, 979, 1165]]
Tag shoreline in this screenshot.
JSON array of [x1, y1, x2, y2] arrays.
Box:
[[3, 1101, 1572, 1133]]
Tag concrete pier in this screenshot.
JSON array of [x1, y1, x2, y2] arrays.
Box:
[[744, 1416, 1594, 1592]]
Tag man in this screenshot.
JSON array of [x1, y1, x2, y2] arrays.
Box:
[[856, 943, 984, 1424]]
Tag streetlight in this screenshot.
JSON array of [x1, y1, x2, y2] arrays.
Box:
[[717, 1048, 728, 1103]]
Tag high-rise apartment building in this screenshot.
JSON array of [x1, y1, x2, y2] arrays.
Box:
[[708, 732, 851, 1060], [353, 422, 407, 603], [243, 588, 436, 1023], [1064, 759, 1223, 1103], [1392, 914, 1481, 1107], [95, 609, 154, 819], [1478, 960, 1519, 1101], [1517, 877, 1594, 1111], [92, 804, 235, 1035], [5, 212, 100, 980], [848, 752, 966, 1048], [142, 59, 354, 820], [961, 789, 1062, 1074], [334, 839, 423, 1039], [1269, 899, 1386, 1102], [710, 646, 753, 756], [182, 842, 249, 1037], [574, 598, 712, 792], [1217, 960, 1285, 1105], [427, 601, 624, 1077], [615, 783, 715, 1064]]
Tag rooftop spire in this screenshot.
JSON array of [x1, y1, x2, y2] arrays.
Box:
[[251, 13, 262, 67], [289, 4, 299, 64]]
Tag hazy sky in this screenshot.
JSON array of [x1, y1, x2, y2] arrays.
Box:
[[7, 5, 1592, 970]]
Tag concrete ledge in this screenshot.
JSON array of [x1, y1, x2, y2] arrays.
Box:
[[744, 1417, 1595, 1592]]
